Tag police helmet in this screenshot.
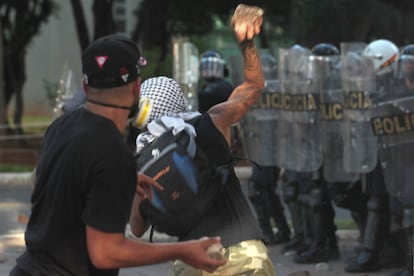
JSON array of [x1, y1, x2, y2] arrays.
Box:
[[363, 39, 399, 76], [311, 43, 339, 56], [199, 50, 228, 80], [288, 44, 311, 74], [399, 44, 414, 79]]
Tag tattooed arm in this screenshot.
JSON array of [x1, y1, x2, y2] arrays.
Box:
[[208, 4, 264, 143]]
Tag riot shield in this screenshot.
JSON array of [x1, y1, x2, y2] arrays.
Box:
[[314, 51, 360, 182], [277, 46, 323, 172], [52, 63, 83, 119], [172, 40, 199, 111], [371, 95, 414, 205], [341, 43, 378, 173], [240, 52, 281, 165]]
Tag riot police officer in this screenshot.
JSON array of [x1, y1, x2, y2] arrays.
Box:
[[384, 44, 414, 276], [198, 50, 233, 113], [397, 44, 414, 93], [241, 52, 292, 245], [287, 43, 340, 264], [248, 166, 291, 245], [197, 50, 244, 155], [345, 39, 402, 273]]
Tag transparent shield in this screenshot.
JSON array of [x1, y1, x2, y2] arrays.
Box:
[[310, 52, 360, 182], [240, 78, 281, 166], [173, 40, 199, 111], [341, 42, 378, 173], [277, 47, 322, 172], [372, 95, 414, 203]]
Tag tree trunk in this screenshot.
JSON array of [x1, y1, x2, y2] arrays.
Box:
[[132, 0, 169, 74], [93, 0, 115, 39], [70, 0, 90, 51], [11, 52, 26, 143]]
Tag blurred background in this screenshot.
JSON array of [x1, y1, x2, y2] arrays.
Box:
[[0, 0, 413, 170]]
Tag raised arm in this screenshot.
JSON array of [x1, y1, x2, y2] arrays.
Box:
[[208, 4, 264, 141]]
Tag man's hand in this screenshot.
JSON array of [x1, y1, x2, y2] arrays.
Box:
[[231, 4, 264, 42], [180, 237, 227, 273], [136, 172, 163, 200]]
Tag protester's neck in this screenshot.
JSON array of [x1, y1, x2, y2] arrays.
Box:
[[86, 101, 129, 134]]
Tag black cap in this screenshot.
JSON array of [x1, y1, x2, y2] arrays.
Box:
[[82, 34, 147, 89]]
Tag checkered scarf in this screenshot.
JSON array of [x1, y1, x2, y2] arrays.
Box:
[[140, 76, 188, 124]]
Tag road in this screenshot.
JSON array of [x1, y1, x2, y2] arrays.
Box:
[[0, 172, 402, 276]]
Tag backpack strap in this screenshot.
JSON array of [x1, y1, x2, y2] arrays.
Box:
[[185, 129, 197, 158], [149, 225, 154, 242]]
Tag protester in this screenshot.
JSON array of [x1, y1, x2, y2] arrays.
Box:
[[130, 4, 275, 275], [9, 34, 226, 276], [345, 39, 401, 273]]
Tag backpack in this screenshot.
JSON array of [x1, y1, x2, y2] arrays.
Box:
[[135, 117, 229, 238]]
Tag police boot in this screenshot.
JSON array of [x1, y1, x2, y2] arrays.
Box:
[[350, 210, 367, 253], [250, 194, 275, 244], [389, 230, 413, 276], [269, 193, 291, 245], [329, 180, 368, 253], [293, 189, 339, 264], [290, 192, 314, 254], [345, 197, 389, 273], [392, 209, 414, 276], [281, 183, 307, 253], [379, 228, 405, 269]]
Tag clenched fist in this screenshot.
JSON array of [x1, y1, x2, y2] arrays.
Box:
[[231, 4, 264, 42]]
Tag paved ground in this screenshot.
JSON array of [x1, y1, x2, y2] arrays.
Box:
[[0, 172, 403, 276]]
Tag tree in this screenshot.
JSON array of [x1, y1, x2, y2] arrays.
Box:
[[0, 0, 56, 137], [70, 0, 117, 54]]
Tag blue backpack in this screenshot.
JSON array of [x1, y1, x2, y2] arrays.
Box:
[[136, 117, 229, 238]]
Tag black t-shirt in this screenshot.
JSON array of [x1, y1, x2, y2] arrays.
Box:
[[198, 79, 233, 113], [141, 114, 262, 247], [16, 108, 137, 276]]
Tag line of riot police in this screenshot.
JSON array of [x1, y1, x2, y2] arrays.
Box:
[[237, 40, 414, 275]]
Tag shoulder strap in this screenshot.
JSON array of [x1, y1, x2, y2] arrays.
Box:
[[185, 130, 197, 158]]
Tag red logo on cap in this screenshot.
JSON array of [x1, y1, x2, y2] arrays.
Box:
[[120, 67, 128, 75], [95, 56, 108, 69]]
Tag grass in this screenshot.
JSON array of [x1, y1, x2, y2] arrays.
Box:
[[284, 218, 357, 231], [20, 116, 52, 134], [0, 116, 47, 172], [0, 164, 35, 173], [335, 219, 357, 230], [21, 116, 52, 124]]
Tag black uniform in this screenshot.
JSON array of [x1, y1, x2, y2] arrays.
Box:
[[248, 166, 291, 245]]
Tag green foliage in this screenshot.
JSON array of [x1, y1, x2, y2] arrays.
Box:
[[140, 47, 173, 79], [42, 79, 59, 108], [0, 164, 35, 173]]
